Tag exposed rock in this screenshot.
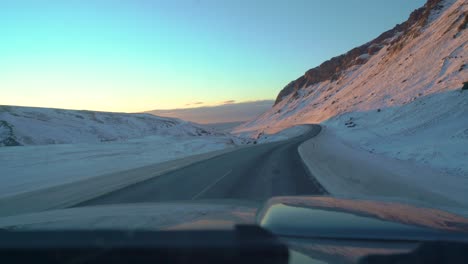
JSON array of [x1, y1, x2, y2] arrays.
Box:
[[274, 0, 445, 105], [458, 12, 468, 32]]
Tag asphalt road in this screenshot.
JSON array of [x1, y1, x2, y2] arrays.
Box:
[[78, 125, 326, 206]]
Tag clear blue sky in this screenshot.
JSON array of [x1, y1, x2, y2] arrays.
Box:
[[0, 0, 425, 112]]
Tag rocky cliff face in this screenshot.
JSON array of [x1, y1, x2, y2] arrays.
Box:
[[274, 0, 450, 106], [235, 0, 467, 135]]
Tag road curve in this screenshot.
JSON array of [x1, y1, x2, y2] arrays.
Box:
[[77, 125, 326, 206]]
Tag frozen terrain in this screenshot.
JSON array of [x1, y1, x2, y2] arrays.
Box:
[[146, 100, 273, 124], [325, 89, 468, 179], [299, 94, 468, 211], [234, 0, 468, 207], [0, 106, 244, 198], [236, 125, 311, 144], [0, 105, 221, 146], [0, 105, 306, 199], [201, 122, 245, 133], [0, 133, 236, 198], [235, 0, 467, 135]]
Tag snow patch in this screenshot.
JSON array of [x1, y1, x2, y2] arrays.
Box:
[[357, 54, 371, 60]]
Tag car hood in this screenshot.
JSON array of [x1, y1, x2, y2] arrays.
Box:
[[0, 196, 467, 240], [2, 196, 467, 264], [258, 196, 468, 241]]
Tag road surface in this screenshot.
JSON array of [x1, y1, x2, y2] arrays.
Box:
[[78, 125, 326, 206]]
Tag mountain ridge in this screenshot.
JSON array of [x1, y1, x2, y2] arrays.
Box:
[[274, 0, 457, 106], [146, 100, 274, 124], [236, 0, 467, 135], [0, 105, 221, 146]]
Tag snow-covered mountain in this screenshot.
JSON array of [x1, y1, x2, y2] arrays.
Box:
[[0, 105, 221, 146], [234, 0, 467, 135], [147, 100, 274, 125]]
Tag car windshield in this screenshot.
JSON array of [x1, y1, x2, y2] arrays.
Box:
[[0, 0, 467, 258]]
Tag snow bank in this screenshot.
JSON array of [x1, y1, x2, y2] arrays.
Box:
[[255, 125, 310, 143], [324, 89, 468, 180], [0, 135, 235, 198], [299, 90, 468, 212], [299, 126, 467, 213], [234, 125, 310, 144]]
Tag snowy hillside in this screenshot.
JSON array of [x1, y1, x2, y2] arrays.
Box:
[[0, 106, 244, 198], [232, 0, 468, 200], [0, 105, 221, 146], [0, 134, 236, 198], [235, 0, 467, 135], [326, 89, 468, 179]]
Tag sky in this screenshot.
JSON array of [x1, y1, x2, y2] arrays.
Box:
[[0, 0, 426, 112]]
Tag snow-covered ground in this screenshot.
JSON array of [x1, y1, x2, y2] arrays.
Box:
[[1, 0, 465, 213], [0, 105, 309, 199], [0, 134, 235, 198], [261, 88, 468, 211], [298, 89, 468, 211], [234, 0, 468, 210], [0, 105, 221, 146], [235, 125, 311, 144], [325, 89, 468, 178], [235, 0, 467, 135], [299, 130, 468, 213], [0, 105, 244, 198]]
